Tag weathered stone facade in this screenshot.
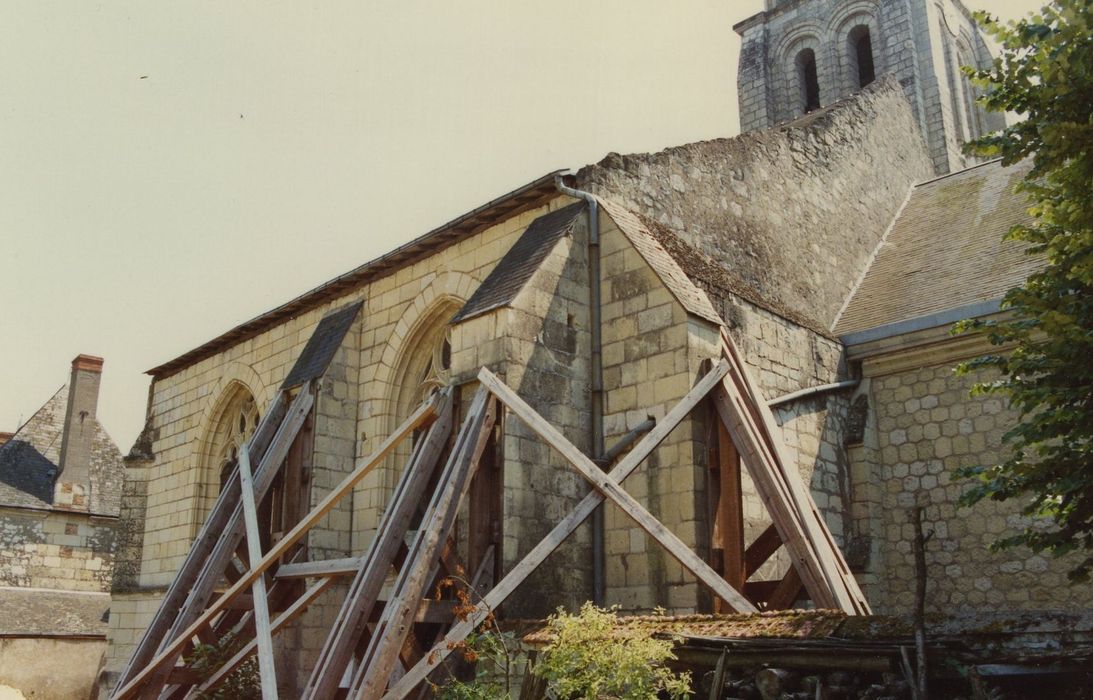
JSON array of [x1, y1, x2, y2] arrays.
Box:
[[0, 507, 115, 591], [105, 64, 1092, 693], [734, 0, 1005, 174], [576, 78, 933, 330], [846, 328, 1092, 613]]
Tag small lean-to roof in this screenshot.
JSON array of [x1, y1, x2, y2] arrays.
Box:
[[147, 171, 565, 379], [834, 159, 1040, 339], [0, 588, 110, 637], [598, 197, 722, 326], [451, 201, 587, 323]]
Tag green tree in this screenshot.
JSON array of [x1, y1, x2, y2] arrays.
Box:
[[954, 1, 1093, 580]]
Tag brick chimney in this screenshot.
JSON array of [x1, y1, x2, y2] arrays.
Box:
[[56, 354, 104, 509]]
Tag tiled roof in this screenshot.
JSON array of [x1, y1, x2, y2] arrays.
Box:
[[598, 197, 722, 326], [0, 587, 109, 636], [0, 385, 124, 516], [834, 160, 1040, 337], [451, 202, 586, 323]]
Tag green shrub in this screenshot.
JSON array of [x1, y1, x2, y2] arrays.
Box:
[[534, 603, 691, 700]]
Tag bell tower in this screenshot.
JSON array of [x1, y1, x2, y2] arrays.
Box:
[[734, 0, 1006, 174]]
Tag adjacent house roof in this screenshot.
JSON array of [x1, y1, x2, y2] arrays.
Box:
[[834, 159, 1039, 339], [148, 171, 565, 380], [451, 201, 587, 323], [0, 587, 110, 637], [0, 385, 124, 516]]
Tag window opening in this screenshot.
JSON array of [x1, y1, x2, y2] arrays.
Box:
[[797, 49, 821, 113], [854, 28, 875, 87]]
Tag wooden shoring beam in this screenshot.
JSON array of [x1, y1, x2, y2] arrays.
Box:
[[139, 386, 317, 698], [715, 329, 868, 613], [195, 577, 338, 696], [349, 390, 497, 700], [380, 361, 731, 700], [237, 445, 278, 699], [274, 557, 361, 580], [115, 389, 296, 692], [477, 368, 755, 613], [745, 524, 782, 578], [110, 392, 442, 700], [301, 390, 455, 700], [710, 412, 745, 608], [767, 566, 804, 610]]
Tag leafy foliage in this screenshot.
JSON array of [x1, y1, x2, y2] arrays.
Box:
[[533, 603, 691, 700], [433, 631, 515, 700], [186, 632, 261, 700], [954, 1, 1093, 580]]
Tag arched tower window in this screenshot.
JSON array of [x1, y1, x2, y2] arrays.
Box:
[[849, 25, 875, 88], [796, 48, 821, 113]]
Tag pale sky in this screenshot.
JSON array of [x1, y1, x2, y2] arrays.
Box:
[[0, 1, 1044, 450]]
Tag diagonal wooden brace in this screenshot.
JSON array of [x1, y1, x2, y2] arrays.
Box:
[[477, 368, 756, 614], [381, 360, 731, 700]]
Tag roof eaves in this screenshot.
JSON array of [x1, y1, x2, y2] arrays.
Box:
[[147, 170, 566, 379]]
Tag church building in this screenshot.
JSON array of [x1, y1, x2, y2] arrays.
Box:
[[104, 0, 1092, 694]]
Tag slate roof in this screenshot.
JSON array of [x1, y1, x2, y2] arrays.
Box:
[[452, 202, 587, 323], [148, 171, 565, 379], [0, 587, 110, 636], [282, 301, 363, 389], [0, 385, 124, 516], [834, 159, 1039, 338], [598, 197, 723, 326], [0, 387, 66, 510]]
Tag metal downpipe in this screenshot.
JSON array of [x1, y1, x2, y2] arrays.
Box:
[[555, 175, 606, 606]]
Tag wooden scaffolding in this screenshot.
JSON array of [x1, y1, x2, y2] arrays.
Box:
[[112, 328, 868, 700]]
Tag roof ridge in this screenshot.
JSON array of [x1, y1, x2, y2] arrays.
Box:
[[913, 157, 1005, 188]]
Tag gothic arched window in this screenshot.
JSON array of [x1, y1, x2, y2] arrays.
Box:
[[796, 49, 821, 113], [215, 393, 260, 490], [849, 26, 875, 88]]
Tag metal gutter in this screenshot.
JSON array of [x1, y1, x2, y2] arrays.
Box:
[[839, 298, 1003, 347]]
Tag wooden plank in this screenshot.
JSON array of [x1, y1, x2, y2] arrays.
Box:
[[301, 392, 455, 700], [745, 524, 783, 578], [195, 577, 337, 696], [478, 368, 756, 614], [274, 557, 361, 580], [381, 360, 731, 700], [115, 391, 293, 692], [716, 419, 746, 594], [351, 391, 495, 700], [713, 385, 833, 608], [111, 393, 442, 700], [767, 566, 804, 610], [720, 330, 868, 613], [144, 386, 316, 697], [237, 445, 278, 699]]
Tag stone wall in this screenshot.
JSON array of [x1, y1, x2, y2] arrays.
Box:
[[480, 214, 594, 618], [104, 196, 579, 680], [0, 637, 108, 700], [852, 338, 1093, 613], [576, 80, 934, 331], [0, 507, 115, 592], [598, 210, 707, 613]]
